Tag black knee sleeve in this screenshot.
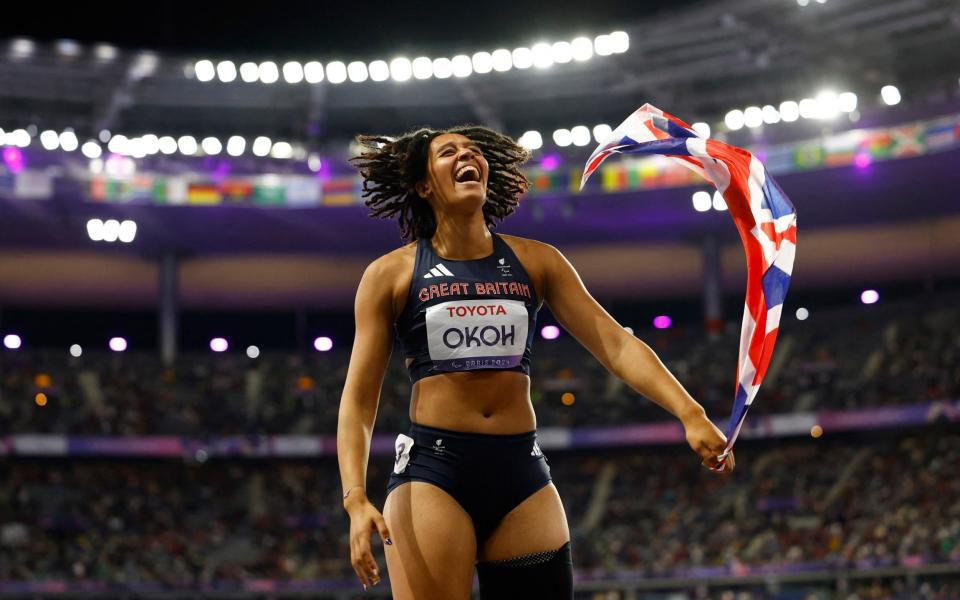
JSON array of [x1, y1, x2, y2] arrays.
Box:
[[477, 542, 573, 600]]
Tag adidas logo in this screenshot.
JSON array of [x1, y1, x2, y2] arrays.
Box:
[[531, 441, 543, 457], [423, 263, 455, 279]]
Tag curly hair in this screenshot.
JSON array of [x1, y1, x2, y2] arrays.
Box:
[[349, 125, 530, 241]]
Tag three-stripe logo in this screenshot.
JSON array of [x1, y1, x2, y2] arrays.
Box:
[[423, 263, 455, 279]]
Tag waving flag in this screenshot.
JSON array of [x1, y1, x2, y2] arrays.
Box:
[[580, 104, 797, 468]]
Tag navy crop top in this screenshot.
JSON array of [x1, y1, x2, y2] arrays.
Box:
[[395, 232, 540, 383]]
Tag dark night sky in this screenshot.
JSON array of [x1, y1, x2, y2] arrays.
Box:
[[3, 0, 703, 57]]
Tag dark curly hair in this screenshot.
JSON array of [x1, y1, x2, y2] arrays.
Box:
[[349, 125, 530, 242]]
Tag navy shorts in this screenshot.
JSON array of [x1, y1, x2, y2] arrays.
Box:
[[387, 423, 552, 544]]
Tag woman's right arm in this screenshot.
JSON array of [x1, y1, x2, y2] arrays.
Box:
[[337, 256, 396, 590]]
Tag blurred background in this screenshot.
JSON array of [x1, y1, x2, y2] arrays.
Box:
[[1, 0, 959, 598]]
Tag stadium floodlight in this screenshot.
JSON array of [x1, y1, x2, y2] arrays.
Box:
[[95, 44, 118, 61], [815, 90, 840, 119], [451, 55, 472, 78], [550, 41, 573, 64], [511, 47, 534, 69], [141, 134, 160, 155], [779, 100, 800, 122], [81, 141, 102, 159], [252, 136, 272, 157], [99, 129, 111, 142], [40, 130, 60, 151], [210, 337, 229, 352], [59, 131, 79, 152], [246, 345, 260, 359], [411, 57, 432, 79], [238, 62, 258, 82], [432, 57, 453, 79], [531, 43, 554, 69], [101, 219, 121, 242], [712, 191, 727, 211], [860, 289, 880, 304], [56, 39, 81, 57], [216, 60, 237, 82], [304, 61, 324, 83], [201, 137, 222, 155], [795, 307, 810, 320], [326, 61, 347, 84], [491, 48, 512, 71], [177, 135, 198, 155], [226, 136, 245, 157], [552, 128, 573, 147], [724, 109, 745, 131], [797, 0, 809, 5], [570, 125, 591, 146], [118, 220, 137, 243], [540, 325, 560, 340], [270, 141, 293, 159], [258, 61, 279, 84], [880, 85, 901, 106], [652, 315, 672, 329], [195, 59, 215, 82], [471, 51, 493, 74], [10, 129, 31, 147], [609, 31, 630, 53], [314, 336, 334, 352], [798, 98, 818, 119], [346, 61, 368, 83], [743, 106, 763, 128], [571, 37, 593, 61], [108, 134, 129, 155], [3, 334, 22, 350], [838, 91, 858, 113], [86, 218, 105, 241], [390, 57, 412, 82], [69, 344, 83, 357], [282, 61, 304, 84], [592, 123, 613, 143], [308, 154, 322, 172], [594, 34, 614, 56], [369, 60, 390, 81], [10, 38, 35, 59], [691, 122, 710, 138], [692, 191, 712, 212], [108, 337, 127, 352], [518, 131, 543, 151], [158, 136, 177, 155], [88, 158, 104, 174], [128, 137, 147, 158], [761, 105, 781, 125]]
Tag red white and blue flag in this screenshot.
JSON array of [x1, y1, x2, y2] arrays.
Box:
[[580, 104, 797, 466]]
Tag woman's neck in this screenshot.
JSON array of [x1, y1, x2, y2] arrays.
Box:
[[430, 212, 492, 260]]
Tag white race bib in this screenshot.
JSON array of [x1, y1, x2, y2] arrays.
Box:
[[394, 434, 414, 474], [425, 299, 528, 371]]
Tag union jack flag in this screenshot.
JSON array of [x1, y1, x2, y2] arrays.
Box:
[[580, 104, 797, 467]]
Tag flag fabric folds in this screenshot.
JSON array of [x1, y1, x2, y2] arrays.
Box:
[[580, 104, 798, 466]]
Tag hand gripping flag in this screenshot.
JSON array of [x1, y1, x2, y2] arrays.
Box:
[[580, 104, 797, 469]]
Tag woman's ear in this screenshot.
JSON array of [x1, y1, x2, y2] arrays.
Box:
[[415, 180, 431, 199]]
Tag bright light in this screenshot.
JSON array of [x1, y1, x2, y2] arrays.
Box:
[[158, 136, 178, 154], [570, 125, 591, 146], [712, 191, 727, 211], [89, 158, 103, 174], [101, 219, 120, 242], [86, 219, 104, 241], [210, 337, 229, 352], [592, 123, 613, 143], [760, 105, 780, 125], [472, 51, 493, 74], [652, 315, 672, 329], [40, 130, 60, 151], [743, 106, 763, 128], [201, 137, 222, 155], [56, 39, 81, 57], [368, 60, 390, 81], [226, 136, 245, 156], [798, 98, 818, 119], [326, 61, 347, 84], [412, 57, 433, 79], [594, 34, 614, 56], [692, 191, 712, 212], [518, 131, 543, 150], [271, 141, 293, 159], [3, 334, 22, 350], [239, 62, 259, 83], [797, 0, 809, 5], [551, 41, 572, 63], [314, 336, 334, 352], [347, 61, 368, 82], [252, 136, 272, 157], [691, 122, 711, 138], [128, 137, 147, 158], [540, 325, 560, 340], [304, 61, 324, 83], [10, 38, 35, 59], [451, 55, 472, 78], [815, 90, 840, 119], [836, 91, 857, 113], [195, 60, 215, 82], [609, 31, 630, 53], [432, 57, 453, 79], [69, 344, 82, 357], [552, 128, 573, 147], [118, 220, 137, 243], [512, 47, 534, 69], [81, 141, 102, 159], [258, 61, 279, 84], [177, 135, 198, 155], [570, 37, 593, 61], [881, 85, 901, 106], [389, 57, 412, 82], [308, 153, 322, 172], [99, 129, 112, 143], [532, 43, 554, 69], [216, 60, 237, 82], [492, 49, 512, 71], [141, 134, 160, 155], [860, 289, 880, 305], [10, 129, 31, 147], [283, 61, 304, 84], [795, 307, 809, 321], [108, 337, 127, 352], [725, 109, 745, 130], [246, 345, 260, 359], [779, 100, 800, 122]]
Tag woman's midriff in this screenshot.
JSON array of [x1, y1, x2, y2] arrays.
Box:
[[408, 369, 536, 434]]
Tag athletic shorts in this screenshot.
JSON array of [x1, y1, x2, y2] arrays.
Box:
[[387, 422, 552, 544]]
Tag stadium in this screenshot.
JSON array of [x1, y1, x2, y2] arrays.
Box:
[[1, 1, 959, 598]]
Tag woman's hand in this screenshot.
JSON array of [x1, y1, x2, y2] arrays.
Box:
[[682, 411, 735, 474], [345, 495, 393, 590]]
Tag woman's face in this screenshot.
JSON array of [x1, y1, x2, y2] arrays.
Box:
[[418, 133, 489, 214]]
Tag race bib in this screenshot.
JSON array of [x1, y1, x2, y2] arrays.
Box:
[[425, 299, 528, 371], [394, 434, 414, 474]]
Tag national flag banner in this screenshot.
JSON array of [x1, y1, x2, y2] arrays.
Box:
[[579, 103, 797, 467]]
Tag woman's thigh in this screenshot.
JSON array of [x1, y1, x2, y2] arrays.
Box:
[[478, 482, 570, 562], [383, 481, 478, 600]]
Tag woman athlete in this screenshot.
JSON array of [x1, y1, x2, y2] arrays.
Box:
[[337, 125, 734, 599]]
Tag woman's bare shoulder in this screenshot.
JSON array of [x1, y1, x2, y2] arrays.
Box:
[[497, 233, 556, 258], [368, 240, 417, 274]]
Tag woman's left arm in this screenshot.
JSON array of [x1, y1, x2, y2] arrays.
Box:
[[538, 241, 734, 472]]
